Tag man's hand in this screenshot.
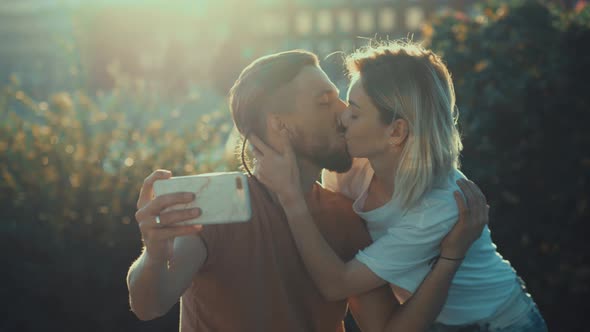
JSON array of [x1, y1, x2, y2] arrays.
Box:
[[440, 179, 490, 259], [134, 169, 203, 263]]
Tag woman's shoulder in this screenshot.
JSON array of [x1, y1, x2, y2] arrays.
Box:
[[424, 168, 467, 201], [401, 169, 467, 228], [321, 158, 373, 200]]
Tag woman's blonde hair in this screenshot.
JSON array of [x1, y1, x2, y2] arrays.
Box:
[[346, 40, 463, 210]]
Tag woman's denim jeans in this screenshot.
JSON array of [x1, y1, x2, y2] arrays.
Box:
[[428, 278, 548, 332]]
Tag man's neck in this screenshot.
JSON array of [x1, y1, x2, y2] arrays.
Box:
[[296, 157, 322, 195], [257, 157, 321, 205]]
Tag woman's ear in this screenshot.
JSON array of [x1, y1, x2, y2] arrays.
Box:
[[389, 118, 409, 146]]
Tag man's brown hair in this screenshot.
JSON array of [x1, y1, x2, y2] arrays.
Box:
[[229, 50, 319, 175]]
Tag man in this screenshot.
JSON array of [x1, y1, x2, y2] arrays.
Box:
[[127, 50, 486, 331]]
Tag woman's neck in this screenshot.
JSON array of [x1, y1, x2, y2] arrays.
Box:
[[367, 150, 401, 197]]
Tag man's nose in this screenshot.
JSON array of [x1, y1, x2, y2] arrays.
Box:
[[341, 109, 351, 126], [338, 111, 348, 133]]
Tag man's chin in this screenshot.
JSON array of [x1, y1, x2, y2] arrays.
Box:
[[316, 151, 353, 173], [293, 142, 353, 173]]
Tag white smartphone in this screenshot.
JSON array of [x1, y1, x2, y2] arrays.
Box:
[[153, 172, 252, 225]]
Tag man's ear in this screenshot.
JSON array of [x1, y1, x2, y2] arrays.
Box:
[[266, 114, 284, 134], [389, 118, 409, 146]]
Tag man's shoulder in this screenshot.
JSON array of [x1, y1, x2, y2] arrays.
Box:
[[314, 183, 365, 228], [315, 182, 354, 209], [314, 183, 371, 257]]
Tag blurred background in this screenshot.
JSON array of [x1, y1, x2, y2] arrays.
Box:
[[1, 0, 588, 331]]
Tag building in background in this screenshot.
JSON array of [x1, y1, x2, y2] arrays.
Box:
[[0, 0, 473, 98]]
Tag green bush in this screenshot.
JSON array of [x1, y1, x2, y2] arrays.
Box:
[[424, 1, 590, 330], [2, 1, 589, 331], [0, 78, 234, 330]]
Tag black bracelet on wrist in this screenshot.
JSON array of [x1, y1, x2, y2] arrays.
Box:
[[439, 255, 465, 261], [428, 255, 465, 268]]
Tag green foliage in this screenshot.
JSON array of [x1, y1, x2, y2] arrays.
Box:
[[0, 79, 234, 330], [2, 1, 589, 330], [424, 1, 590, 330]]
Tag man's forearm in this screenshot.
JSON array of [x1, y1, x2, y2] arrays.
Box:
[[385, 259, 460, 332], [127, 251, 173, 320]]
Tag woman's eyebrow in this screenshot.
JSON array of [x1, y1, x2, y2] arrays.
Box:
[[348, 99, 361, 109]]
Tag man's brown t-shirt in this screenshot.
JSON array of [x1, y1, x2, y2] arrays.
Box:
[[180, 176, 371, 332]]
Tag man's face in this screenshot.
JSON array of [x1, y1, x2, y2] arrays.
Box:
[[280, 65, 352, 173]]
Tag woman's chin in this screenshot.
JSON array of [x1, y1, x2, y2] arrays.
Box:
[[345, 146, 361, 158], [345, 141, 369, 158]]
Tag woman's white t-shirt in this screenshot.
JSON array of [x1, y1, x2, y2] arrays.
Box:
[[322, 158, 518, 325]]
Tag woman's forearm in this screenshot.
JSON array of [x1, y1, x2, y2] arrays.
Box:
[[279, 193, 353, 300], [280, 191, 462, 331]]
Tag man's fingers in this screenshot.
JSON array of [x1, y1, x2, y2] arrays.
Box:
[[146, 192, 196, 216], [467, 180, 487, 209], [158, 208, 202, 226], [456, 179, 476, 212], [137, 169, 172, 209], [151, 225, 203, 241], [453, 190, 468, 224], [249, 134, 274, 156], [464, 180, 488, 224]]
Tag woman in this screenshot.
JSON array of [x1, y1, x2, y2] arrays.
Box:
[[251, 41, 547, 331]]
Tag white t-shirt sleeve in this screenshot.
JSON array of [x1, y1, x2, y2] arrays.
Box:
[[320, 168, 341, 193], [321, 158, 371, 200], [355, 197, 459, 293]]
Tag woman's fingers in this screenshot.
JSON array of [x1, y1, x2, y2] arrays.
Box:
[[278, 129, 295, 159], [249, 134, 275, 157], [252, 146, 263, 159]]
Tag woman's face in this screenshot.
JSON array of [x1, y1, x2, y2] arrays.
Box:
[[341, 77, 392, 158]]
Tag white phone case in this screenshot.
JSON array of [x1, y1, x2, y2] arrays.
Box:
[[153, 172, 252, 225]]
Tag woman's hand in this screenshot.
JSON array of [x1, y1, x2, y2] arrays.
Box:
[[440, 179, 490, 260], [249, 129, 303, 203]]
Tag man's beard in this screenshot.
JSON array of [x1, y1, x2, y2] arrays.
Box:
[[287, 126, 353, 173], [293, 143, 353, 173]]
